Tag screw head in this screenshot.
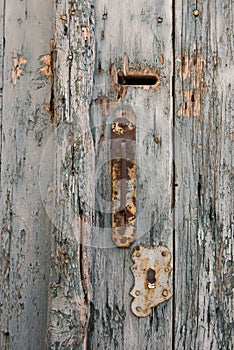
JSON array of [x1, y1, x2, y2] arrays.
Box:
[[193, 9, 199, 17], [157, 17, 163, 23], [136, 306, 142, 312], [135, 290, 141, 296]]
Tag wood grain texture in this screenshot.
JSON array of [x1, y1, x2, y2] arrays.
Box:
[[0, 1, 232, 349], [0, 0, 5, 191], [46, 1, 95, 349], [87, 1, 173, 349], [0, 0, 54, 349], [174, 1, 233, 349]]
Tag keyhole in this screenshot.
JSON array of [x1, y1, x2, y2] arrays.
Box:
[[147, 268, 156, 289]]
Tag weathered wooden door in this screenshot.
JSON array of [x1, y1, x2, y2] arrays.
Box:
[[0, 1, 232, 349]]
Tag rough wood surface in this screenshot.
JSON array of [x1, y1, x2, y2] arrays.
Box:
[[0, 0, 54, 349], [0, 1, 233, 349], [87, 1, 174, 349], [174, 1, 233, 349], [45, 1, 95, 349]]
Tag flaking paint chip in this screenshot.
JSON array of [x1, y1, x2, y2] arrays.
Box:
[[12, 54, 28, 85], [82, 26, 89, 40], [38, 54, 53, 78]]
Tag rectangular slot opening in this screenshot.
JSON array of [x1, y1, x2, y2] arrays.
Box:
[[118, 72, 157, 86]]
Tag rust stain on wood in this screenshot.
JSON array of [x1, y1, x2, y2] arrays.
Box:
[[82, 26, 89, 40], [38, 54, 53, 77], [38, 39, 55, 123], [130, 245, 173, 317], [176, 53, 205, 80], [176, 53, 206, 118], [11, 54, 28, 85], [159, 55, 164, 65], [178, 88, 204, 118], [111, 108, 136, 248]]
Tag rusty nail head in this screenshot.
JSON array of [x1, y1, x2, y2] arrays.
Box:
[[61, 15, 67, 20], [70, 10, 76, 15], [193, 9, 199, 17], [136, 306, 141, 312], [162, 289, 168, 297], [157, 17, 163, 23], [135, 290, 141, 296], [161, 251, 167, 257], [136, 252, 141, 257], [67, 55, 73, 60]]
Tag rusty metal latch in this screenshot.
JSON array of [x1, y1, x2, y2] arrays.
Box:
[[111, 108, 136, 248], [130, 245, 173, 317]]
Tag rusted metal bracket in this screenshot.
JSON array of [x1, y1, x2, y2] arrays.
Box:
[[130, 245, 173, 317], [111, 108, 136, 248]]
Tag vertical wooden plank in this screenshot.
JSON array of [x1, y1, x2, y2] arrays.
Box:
[[0, 0, 54, 349], [88, 1, 173, 349], [46, 1, 95, 348], [174, 0, 233, 348], [0, 0, 5, 190]]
